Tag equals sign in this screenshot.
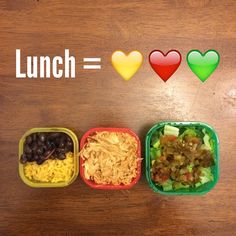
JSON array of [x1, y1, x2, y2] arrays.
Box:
[[83, 58, 101, 69]]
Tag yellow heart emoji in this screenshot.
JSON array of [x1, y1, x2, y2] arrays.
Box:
[[111, 50, 143, 81]]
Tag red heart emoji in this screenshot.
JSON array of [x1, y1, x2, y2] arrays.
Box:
[[149, 50, 182, 82]]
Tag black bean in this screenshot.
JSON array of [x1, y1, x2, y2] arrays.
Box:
[[48, 132, 60, 139], [25, 136, 32, 145], [20, 154, 28, 164], [27, 154, 34, 162], [34, 154, 39, 161], [59, 138, 65, 148], [54, 137, 61, 146], [66, 141, 73, 150], [46, 140, 55, 149], [53, 149, 58, 156], [59, 143, 65, 149], [24, 144, 32, 154], [36, 147, 44, 155], [46, 140, 52, 148], [57, 153, 66, 160], [21, 132, 72, 165], [61, 133, 67, 139], [37, 140, 43, 146], [42, 144, 47, 152], [31, 143, 38, 152], [39, 133, 46, 143], [32, 133, 37, 141], [57, 148, 66, 154], [36, 159, 44, 165]]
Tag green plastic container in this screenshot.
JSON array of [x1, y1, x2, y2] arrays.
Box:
[[145, 121, 220, 195], [19, 127, 79, 188]]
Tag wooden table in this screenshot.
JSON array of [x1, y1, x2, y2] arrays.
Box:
[[0, 1, 236, 235]]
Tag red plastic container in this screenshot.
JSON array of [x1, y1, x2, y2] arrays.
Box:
[[80, 127, 141, 190]]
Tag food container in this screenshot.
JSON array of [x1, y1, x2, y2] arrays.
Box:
[[19, 127, 79, 187], [80, 127, 141, 189], [145, 121, 219, 195]]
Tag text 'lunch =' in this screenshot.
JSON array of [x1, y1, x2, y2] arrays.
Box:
[[15, 49, 101, 79]]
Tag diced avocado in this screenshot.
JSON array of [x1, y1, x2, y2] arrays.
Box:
[[195, 182, 202, 188], [173, 182, 190, 190], [153, 139, 160, 148], [162, 179, 173, 191], [200, 167, 214, 184]]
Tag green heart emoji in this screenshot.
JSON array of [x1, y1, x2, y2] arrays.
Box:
[[187, 50, 220, 82]]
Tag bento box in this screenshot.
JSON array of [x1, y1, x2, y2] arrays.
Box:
[[19, 127, 79, 187], [80, 127, 141, 190], [145, 121, 219, 195]]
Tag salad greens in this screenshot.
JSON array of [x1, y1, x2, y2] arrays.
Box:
[[151, 125, 215, 191]]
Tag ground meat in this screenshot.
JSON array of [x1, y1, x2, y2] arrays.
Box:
[[151, 135, 214, 186]]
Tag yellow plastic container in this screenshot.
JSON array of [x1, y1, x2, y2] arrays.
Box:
[[19, 127, 79, 188]]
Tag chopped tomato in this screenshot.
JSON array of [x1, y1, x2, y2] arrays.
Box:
[[160, 156, 167, 161], [160, 135, 177, 145], [185, 172, 193, 181], [161, 175, 169, 183], [185, 136, 201, 144]]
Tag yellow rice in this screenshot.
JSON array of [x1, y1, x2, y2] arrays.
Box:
[[24, 152, 74, 183]]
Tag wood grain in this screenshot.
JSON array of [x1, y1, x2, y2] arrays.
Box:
[[0, 0, 236, 235]]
